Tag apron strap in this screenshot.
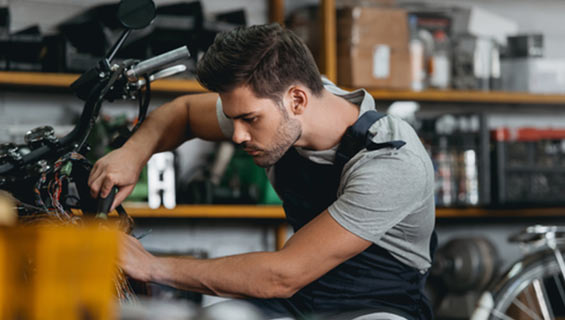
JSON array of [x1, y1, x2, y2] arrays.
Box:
[[335, 111, 406, 168]]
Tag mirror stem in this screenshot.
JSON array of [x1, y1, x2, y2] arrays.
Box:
[[105, 29, 132, 67]]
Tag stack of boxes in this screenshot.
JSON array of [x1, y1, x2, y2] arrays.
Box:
[[337, 7, 411, 90]]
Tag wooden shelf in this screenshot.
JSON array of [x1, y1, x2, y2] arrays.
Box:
[[0, 71, 206, 94], [2, 71, 565, 104], [120, 204, 565, 219], [436, 207, 565, 218], [122, 204, 286, 219], [363, 88, 565, 105]]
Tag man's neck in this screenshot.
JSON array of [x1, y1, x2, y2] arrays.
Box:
[[297, 89, 360, 151]]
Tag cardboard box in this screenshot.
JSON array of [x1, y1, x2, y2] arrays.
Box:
[[337, 7, 411, 89], [501, 58, 565, 94], [336, 0, 395, 9], [451, 6, 518, 46], [337, 7, 409, 47], [338, 43, 411, 89]]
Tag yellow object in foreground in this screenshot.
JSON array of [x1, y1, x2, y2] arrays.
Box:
[[0, 224, 119, 320], [0, 191, 17, 226]]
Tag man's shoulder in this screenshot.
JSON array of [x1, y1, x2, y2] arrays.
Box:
[[367, 115, 431, 163], [341, 120, 433, 191]]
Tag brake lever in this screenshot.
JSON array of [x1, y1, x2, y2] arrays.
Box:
[[131, 64, 187, 89]]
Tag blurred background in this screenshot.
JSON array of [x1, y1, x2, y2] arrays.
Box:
[[1, 0, 565, 318]]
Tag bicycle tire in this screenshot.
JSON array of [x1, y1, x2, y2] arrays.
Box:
[[473, 248, 565, 320]]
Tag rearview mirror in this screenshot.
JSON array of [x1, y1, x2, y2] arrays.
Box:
[[117, 0, 155, 29]]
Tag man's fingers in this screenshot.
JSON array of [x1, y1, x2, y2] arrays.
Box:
[[111, 185, 135, 212], [99, 175, 117, 199], [118, 233, 153, 282], [88, 173, 105, 199], [88, 162, 101, 186]]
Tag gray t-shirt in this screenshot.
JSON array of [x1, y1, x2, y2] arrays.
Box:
[[216, 79, 435, 271]]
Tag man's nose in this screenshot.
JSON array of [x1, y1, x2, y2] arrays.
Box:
[[232, 121, 251, 145]]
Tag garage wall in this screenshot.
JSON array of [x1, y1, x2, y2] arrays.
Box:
[[2, 0, 565, 310], [6, 0, 268, 33]]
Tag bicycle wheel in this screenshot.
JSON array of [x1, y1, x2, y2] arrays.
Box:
[[475, 249, 565, 320]]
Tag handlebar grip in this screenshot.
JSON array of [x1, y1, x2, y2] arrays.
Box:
[[126, 46, 190, 81], [95, 187, 116, 219]]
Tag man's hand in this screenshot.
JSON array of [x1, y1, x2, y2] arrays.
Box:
[[119, 234, 156, 282], [88, 146, 144, 211]]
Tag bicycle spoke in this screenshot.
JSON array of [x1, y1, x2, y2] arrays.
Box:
[[524, 283, 538, 313], [554, 272, 565, 307], [532, 279, 553, 320], [492, 309, 517, 320], [552, 247, 565, 283], [511, 295, 543, 320]]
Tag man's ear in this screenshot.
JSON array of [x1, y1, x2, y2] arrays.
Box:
[[287, 85, 308, 115]]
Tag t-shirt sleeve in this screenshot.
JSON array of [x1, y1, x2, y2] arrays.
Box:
[[215, 96, 234, 139], [328, 151, 428, 244]]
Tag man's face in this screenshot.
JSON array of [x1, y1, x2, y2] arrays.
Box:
[[220, 85, 302, 168]]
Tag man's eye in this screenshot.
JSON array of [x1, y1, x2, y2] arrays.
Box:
[[244, 117, 258, 123]]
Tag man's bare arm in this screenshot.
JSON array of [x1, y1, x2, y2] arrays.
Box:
[[123, 92, 225, 164], [88, 92, 226, 205], [121, 210, 372, 299]]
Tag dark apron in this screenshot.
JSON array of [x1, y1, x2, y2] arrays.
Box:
[[249, 111, 436, 320]]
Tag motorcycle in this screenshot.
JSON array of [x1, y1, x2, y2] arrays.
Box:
[[0, 0, 190, 231]]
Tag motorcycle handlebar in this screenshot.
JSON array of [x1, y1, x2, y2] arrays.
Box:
[[126, 46, 190, 82], [0, 47, 190, 176]]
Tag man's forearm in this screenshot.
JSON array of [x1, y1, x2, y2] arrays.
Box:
[[149, 251, 298, 299]]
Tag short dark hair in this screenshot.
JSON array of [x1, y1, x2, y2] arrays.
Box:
[[196, 23, 324, 101]]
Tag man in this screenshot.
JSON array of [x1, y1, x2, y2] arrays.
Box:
[[88, 24, 436, 319]]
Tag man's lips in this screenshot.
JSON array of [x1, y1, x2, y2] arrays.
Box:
[[244, 148, 261, 156]]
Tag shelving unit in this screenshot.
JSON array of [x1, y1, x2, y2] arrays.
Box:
[[119, 204, 565, 249], [124, 204, 285, 219], [2, 1, 564, 219], [122, 204, 565, 219], [316, 0, 563, 106], [2, 73, 565, 217], [364, 88, 565, 105], [0, 71, 206, 94], [3, 71, 565, 104]]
